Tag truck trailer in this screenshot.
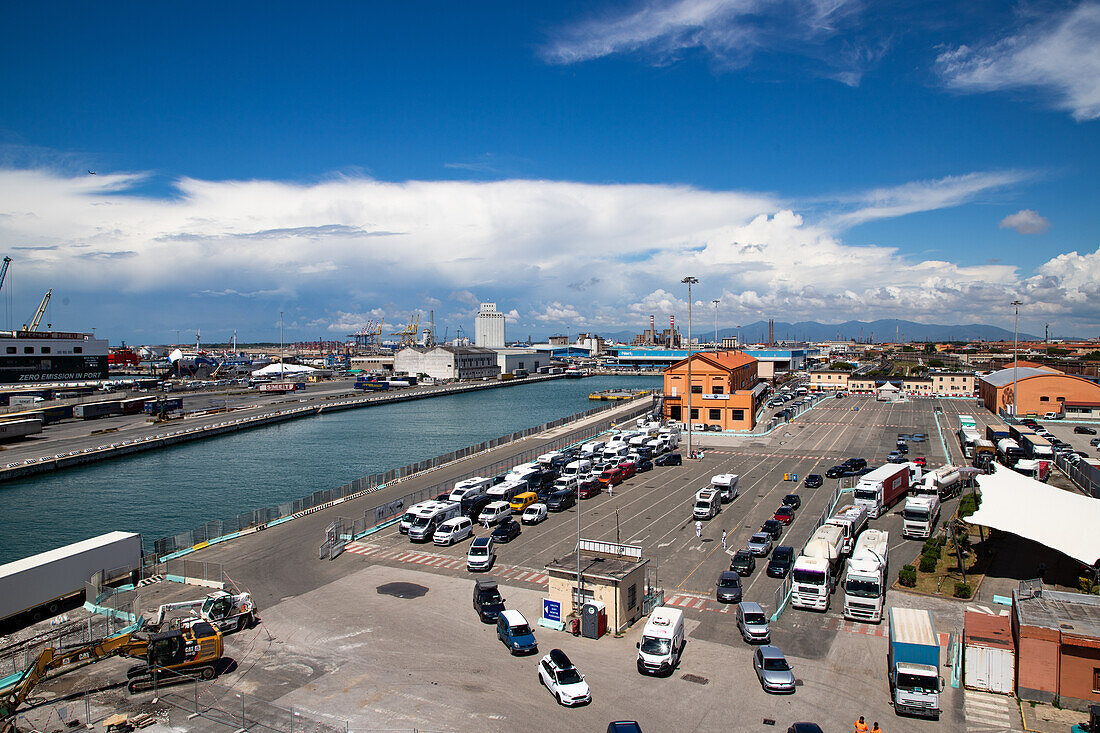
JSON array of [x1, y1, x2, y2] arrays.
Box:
[[852, 464, 909, 519], [0, 418, 43, 442], [843, 529, 889, 623], [791, 524, 844, 612], [887, 607, 943, 719], [912, 465, 960, 501]]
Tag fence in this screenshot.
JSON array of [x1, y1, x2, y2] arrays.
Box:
[[156, 395, 655, 560], [1001, 409, 1100, 497], [321, 400, 655, 557]]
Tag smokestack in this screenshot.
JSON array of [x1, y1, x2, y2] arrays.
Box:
[[650, 314, 655, 333]]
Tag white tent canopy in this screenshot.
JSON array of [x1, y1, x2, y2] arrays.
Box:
[[250, 363, 317, 377], [971, 465, 1100, 566]]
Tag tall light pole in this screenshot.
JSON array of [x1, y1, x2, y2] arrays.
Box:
[[1011, 300, 1022, 416], [279, 311, 284, 378], [455, 326, 463, 381], [682, 276, 698, 456], [712, 299, 720, 349]]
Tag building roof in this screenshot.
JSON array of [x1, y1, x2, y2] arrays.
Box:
[[1013, 589, 1100, 638], [979, 367, 1061, 387], [400, 345, 497, 355], [970, 464, 1100, 566], [964, 611, 1013, 651], [545, 551, 648, 581], [666, 350, 757, 373], [1002, 360, 1062, 373]]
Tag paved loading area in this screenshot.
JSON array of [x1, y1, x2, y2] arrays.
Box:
[[19, 394, 1036, 732]]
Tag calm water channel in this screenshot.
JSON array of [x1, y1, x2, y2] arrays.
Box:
[[0, 376, 660, 563]]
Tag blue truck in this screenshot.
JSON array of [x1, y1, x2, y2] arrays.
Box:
[[887, 607, 943, 719]]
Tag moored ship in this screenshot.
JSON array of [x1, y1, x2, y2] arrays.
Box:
[[0, 330, 108, 383]]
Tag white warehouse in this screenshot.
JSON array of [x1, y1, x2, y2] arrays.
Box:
[[394, 345, 501, 381]]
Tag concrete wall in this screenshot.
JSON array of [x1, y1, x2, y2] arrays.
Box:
[[546, 564, 647, 633]]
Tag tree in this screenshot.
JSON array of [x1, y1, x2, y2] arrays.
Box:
[[829, 361, 856, 371], [928, 358, 944, 368], [923, 343, 936, 354]]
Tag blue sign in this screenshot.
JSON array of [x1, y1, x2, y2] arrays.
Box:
[[543, 598, 562, 623]]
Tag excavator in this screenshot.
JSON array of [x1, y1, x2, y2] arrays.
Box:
[[0, 619, 223, 726]]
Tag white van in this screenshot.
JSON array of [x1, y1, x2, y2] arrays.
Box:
[[646, 437, 665, 455], [432, 516, 473, 545], [449, 476, 494, 503], [407, 501, 462, 542], [399, 501, 435, 534], [487, 479, 527, 502], [693, 489, 721, 520], [629, 435, 649, 448], [478, 501, 512, 526], [560, 459, 592, 480], [551, 476, 578, 493], [602, 445, 629, 463], [710, 474, 740, 503], [579, 440, 605, 458], [508, 463, 540, 482], [537, 451, 563, 467], [636, 607, 685, 676]]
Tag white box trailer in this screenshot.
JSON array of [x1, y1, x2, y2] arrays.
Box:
[[0, 531, 142, 624], [0, 418, 43, 442]]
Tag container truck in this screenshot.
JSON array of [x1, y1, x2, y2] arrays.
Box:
[[1013, 458, 1051, 482], [912, 465, 960, 501], [791, 524, 844, 611], [887, 607, 943, 719], [73, 400, 122, 419], [959, 427, 982, 458], [0, 418, 43, 442], [958, 414, 976, 429], [0, 531, 142, 626], [902, 495, 940, 539], [825, 504, 869, 555], [843, 529, 889, 623], [972, 439, 995, 469], [852, 464, 910, 519], [144, 397, 184, 414], [1018, 432, 1054, 461], [996, 438, 1025, 467], [985, 423, 1009, 442]]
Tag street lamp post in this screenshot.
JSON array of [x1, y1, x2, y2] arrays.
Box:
[[682, 276, 698, 457], [279, 311, 284, 378], [712, 300, 719, 349], [1011, 300, 1022, 417]]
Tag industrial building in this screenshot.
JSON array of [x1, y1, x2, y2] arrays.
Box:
[[544, 541, 651, 635], [474, 303, 505, 349], [978, 366, 1100, 417], [394, 345, 500, 381], [611, 347, 809, 378], [662, 350, 760, 431], [1013, 588, 1100, 711], [492, 348, 548, 376]]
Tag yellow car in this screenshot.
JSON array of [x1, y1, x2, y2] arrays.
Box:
[[510, 491, 538, 512]]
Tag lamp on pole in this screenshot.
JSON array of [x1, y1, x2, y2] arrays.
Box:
[[455, 326, 463, 382], [682, 276, 698, 456], [279, 311, 284, 378], [1011, 300, 1022, 416], [712, 299, 720, 349]]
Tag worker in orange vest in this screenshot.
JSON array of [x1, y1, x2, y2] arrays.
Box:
[[871, 723, 882, 733], [854, 717, 869, 733]]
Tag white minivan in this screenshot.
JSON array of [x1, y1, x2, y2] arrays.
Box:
[[636, 607, 685, 676], [478, 501, 512, 526], [433, 516, 473, 545], [560, 459, 592, 481]]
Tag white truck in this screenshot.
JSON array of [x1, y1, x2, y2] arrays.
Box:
[[888, 607, 943, 719], [843, 529, 889, 623], [791, 524, 844, 611], [825, 504, 869, 555], [912, 465, 960, 501], [406, 501, 462, 542], [902, 496, 940, 539], [152, 590, 257, 633], [693, 489, 721, 520], [1014, 458, 1051, 482], [560, 459, 592, 481], [853, 464, 910, 519], [709, 474, 739, 502], [635, 606, 685, 676]]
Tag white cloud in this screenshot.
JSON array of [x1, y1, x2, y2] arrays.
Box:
[[2, 166, 1098, 338], [1000, 209, 1050, 234], [936, 2, 1100, 121], [542, 0, 879, 85]]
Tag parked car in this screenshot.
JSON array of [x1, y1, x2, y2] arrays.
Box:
[[521, 503, 548, 525], [760, 519, 783, 540], [655, 453, 682, 466], [729, 550, 756, 576], [635, 457, 653, 472], [895, 442, 909, 454], [782, 493, 801, 510], [461, 493, 494, 520], [753, 645, 796, 693], [617, 461, 637, 480], [767, 546, 794, 578], [491, 518, 522, 543], [478, 501, 512, 526], [1090, 437, 1100, 447], [472, 579, 506, 623], [1074, 426, 1097, 435], [1044, 412, 1062, 420], [497, 609, 538, 655], [547, 489, 576, 512], [773, 506, 795, 525], [825, 465, 846, 479], [433, 516, 474, 546], [538, 648, 591, 706], [746, 532, 773, 556], [509, 491, 538, 512], [715, 571, 743, 603], [737, 601, 770, 643], [467, 536, 496, 572], [787, 724, 824, 733], [803, 474, 823, 489], [843, 457, 867, 471], [598, 467, 624, 486], [578, 480, 602, 499], [886, 451, 906, 463], [912, 456, 927, 467]]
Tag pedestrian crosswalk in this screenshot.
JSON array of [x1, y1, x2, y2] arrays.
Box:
[[965, 690, 1020, 731], [343, 541, 550, 585]]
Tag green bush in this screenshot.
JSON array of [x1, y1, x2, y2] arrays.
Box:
[[923, 547, 941, 562], [919, 555, 938, 573], [898, 568, 917, 587], [958, 493, 981, 518], [954, 582, 973, 599]]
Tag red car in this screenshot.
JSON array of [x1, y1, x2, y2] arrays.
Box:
[[912, 456, 927, 467], [598, 467, 624, 486], [617, 461, 637, 480], [773, 506, 795, 525], [578, 479, 602, 499]]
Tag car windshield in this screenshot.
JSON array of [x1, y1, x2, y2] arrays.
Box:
[[556, 667, 583, 685], [903, 508, 930, 521], [854, 488, 878, 500], [751, 534, 768, 543], [763, 657, 789, 671], [896, 672, 938, 693], [733, 552, 751, 564], [845, 578, 880, 597], [793, 568, 825, 584], [470, 546, 487, 556], [511, 624, 531, 636], [411, 516, 432, 527], [718, 576, 739, 588], [744, 613, 767, 625], [640, 636, 671, 655]]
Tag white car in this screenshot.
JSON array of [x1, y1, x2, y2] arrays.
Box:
[[538, 649, 591, 706], [521, 503, 548, 525], [432, 517, 473, 546]]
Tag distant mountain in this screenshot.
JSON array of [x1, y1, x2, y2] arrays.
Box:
[[600, 319, 1038, 344]]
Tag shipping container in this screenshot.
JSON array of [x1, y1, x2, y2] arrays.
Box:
[[0, 531, 142, 625], [73, 400, 123, 419], [964, 611, 1015, 695], [0, 418, 43, 442], [119, 396, 155, 414], [144, 397, 184, 414]]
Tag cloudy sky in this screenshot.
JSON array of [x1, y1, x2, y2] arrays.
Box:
[[1, 1, 1098, 343]]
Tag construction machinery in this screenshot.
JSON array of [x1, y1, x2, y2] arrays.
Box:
[[151, 590, 257, 634], [0, 619, 223, 724], [0, 257, 10, 295], [390, 314, 420, 347], [24, 289, 51, 332]]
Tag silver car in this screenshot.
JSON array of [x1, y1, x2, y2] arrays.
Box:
[[737, 602, 771, 643], [747, 532, 773, 556], [753, 645, 795, 693]]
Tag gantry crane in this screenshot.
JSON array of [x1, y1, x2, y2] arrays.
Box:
[[349, 318, 384, 349], [24, 289, 51, 332], [390, 314, 420, 347]]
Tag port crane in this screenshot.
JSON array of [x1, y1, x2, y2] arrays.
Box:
[[0, 619, 223, 726], [349, 318, 384, 349], [0, 257, 10, 295], [390, 314, 420, 347], [24, 289, 51, 332]]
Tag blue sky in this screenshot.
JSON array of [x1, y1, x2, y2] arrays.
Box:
[[1, 0, 1098, 343]]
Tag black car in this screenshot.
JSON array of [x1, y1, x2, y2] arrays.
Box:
[[767, 546, 794, 578], [729, 550, 756, 576], [895, 442, 909, 454], [803, 474, 823, 489], [715, 571, 743, 603], [825, 465, 846, 479], [546, 489, 576, 512], [535, 484, 557, 502], [1075, 426, 1097, 435], [491, 518, 521, 543], [782, 493, 801, 510], [655, 452, 682, 466], [473, 579, 506, 623], [461, 493, 493, 520], [787, 725, 824, 733], [635, 457, 654, 472], [842, 457, 867, 471], [760, 519, 783, 539], [1090, 437, 1100, 447]]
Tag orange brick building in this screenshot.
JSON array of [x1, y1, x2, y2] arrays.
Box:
[[978, 367, 1100, 417], [1013, 588, 1100, 710], [662, 351, 760, 431]]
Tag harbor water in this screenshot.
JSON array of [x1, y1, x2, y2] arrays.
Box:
[[0, 376, 660, 564]]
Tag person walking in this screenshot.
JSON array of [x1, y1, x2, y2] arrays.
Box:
[[608, 481, 613, 498], [854, 716, 868, 733], [721, 530, 727, 550], [695, 520, 702, 539]]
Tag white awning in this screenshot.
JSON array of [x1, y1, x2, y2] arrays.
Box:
[[970, 465, 1100, 566], [250, 363, 317, 377]]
